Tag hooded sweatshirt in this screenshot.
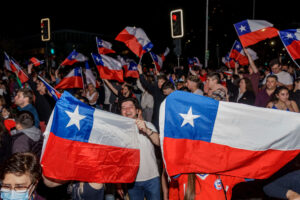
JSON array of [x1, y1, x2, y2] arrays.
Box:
[[11, 126, 43, 158]]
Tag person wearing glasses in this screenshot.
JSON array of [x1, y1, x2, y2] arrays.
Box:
[[0, 152, 44, 200]]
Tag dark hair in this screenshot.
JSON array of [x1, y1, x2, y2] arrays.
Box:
[[157, 75, 167, 82], [0, 152, 42, 184], [184, 174, 196, 200], [207, 72, 221, 84], [0, 95, 6, 106], [266, 74, 278, 81], [15, 110, 34, 129], [269, 58, 281, 68], [161, 80, 175, 91], [269, 86, 289, 103], [118, 97, 141, 111], [17, 88, 33, 104], [240, 78, 254, 92]]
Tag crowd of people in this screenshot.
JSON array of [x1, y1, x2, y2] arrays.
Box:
[[1, 47, 300, 200]]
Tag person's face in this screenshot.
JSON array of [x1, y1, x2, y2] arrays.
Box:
[[163, 88, 173, 96], [14, 92, 27, 107], [158, 79, 166, 89], [121, 86, 130, 97], [239, 79, 246, 90], [87, 84, 94, 92], [36, 81, 45, 93], [1, 108, 9, 119], [266, 77, 277, 90], [206, 77, 217, 89], [276, 89, 289, 102], [271, 64, 281, 74], [186, 80, 195, 90], [1, 173, 35, 198], [121, 101, 138, 119]]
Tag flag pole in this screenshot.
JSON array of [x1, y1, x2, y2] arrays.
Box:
[[149, 52, 158, 72]]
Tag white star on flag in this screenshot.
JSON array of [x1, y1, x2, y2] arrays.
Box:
[[96, 57, 100, 62], [179, 107, 200, 127], [65, 105, 86, 130], [287, 33, 293, 39], [72, 55, 76, 59], [236, 44, 241, 49], [239, 25, 246, 32]]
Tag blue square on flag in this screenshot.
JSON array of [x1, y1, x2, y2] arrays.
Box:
[[50, 93, 95, 142], [234, 20, 251, 36], [163, 91, 219, 142]]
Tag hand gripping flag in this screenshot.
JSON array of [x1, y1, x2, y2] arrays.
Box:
[[96, 37, 116, 55], [234, 20, 278, 47], [279, 29, 300, 65], [60, 50, 87, 66], [91, 53, 124, 82], [229, 40, 249, 66], [38, 76, 61, 101], [41, 91, 140, 183], [160, 91, 300, 179], [30, 57, 45, 67], [55, 67, 84, 89], [115, 26, 153, 58]]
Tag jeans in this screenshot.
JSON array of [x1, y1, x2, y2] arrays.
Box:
[[128, 177, 160, 200]]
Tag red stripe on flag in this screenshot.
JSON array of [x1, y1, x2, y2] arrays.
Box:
[[164, 137, 300, 179], [41, 132, 140, 183], [98, 47, 116, 55], [239, 27, 278, 47], [96, 66, 124, 82], [287, 40, 300, 60], [55, 76, 83, 89], [115, 29, 144, 58]]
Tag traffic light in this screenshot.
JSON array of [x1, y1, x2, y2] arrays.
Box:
[[170, 9, 184, 38], [50, 48, 55, 55], [41, 18, 51, 41]]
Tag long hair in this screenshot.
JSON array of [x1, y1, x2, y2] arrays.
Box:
[[184, 174, 197, 200], [240, 78, 254, 92], [269, 86, 289, 103]]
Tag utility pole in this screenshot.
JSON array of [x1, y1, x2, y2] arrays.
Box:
[[204, 0, 209, 68]]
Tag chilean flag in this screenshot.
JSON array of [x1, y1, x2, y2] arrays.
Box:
[[115, 26, 153, 58], [55, 67, 84, 89], [60, 50, 87, 66], [30, 57, 45, 67], [10, 58, 29, 84], [84, 61, 99, 88], [234, 20, 278, 47], [279, 29, 300, 61], [38, 76, 61, 101], [41, 91, 140, 183], [222, 53, 236, 68], [91, 53, 123, 82], [229, 40, 249, 66], [150, 51, 163, 71], [96, 37, 116, 55], [3, 52, 14, 71], [124, 59, 139, 78], [188, 57, 202, 68], [160, 91, 300, 179]]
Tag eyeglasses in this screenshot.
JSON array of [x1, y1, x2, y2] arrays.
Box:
[[0, 183, 32, 193]]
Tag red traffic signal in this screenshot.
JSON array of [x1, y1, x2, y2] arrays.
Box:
[[41, 18, 51, 42], [170, 9, 184, 38]]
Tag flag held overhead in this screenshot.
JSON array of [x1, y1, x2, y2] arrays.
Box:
[[160, 91, 300, 179]]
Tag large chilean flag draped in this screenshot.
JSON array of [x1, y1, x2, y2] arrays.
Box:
[[115, 26, 153, 58], [55, 67, 84, 89], [91, 53, 124, 82], [278, 29, 300, 62], [160, 91, 300, 179], [41, 91, 140, 183], [234, 20, 278, 47]]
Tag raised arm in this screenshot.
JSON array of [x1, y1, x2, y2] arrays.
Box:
[[103, 79, 119, 96], [244, 48, 258, 74]]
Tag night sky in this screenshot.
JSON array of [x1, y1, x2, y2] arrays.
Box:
[[0, 0, 299, 66]]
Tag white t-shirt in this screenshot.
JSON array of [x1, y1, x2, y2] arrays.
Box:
[[263, 71, 293, 85], [135, 122, 159, 182]]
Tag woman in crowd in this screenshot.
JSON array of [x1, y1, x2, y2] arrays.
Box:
[[235, 78, 256, 105], [266, 86, 299, 112], [85, 83, 99, 107], [0, 152, 44, 200]]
